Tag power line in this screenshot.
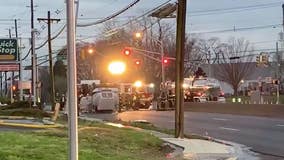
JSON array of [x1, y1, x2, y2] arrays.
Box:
[[190, 23, 281, 34], [188, 2, 282, 16], [77, 0, 141, 27], [77, 0, 172, 41]]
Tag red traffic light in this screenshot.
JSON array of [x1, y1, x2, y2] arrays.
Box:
[[135, 60, 141, 65], [163, 58, 168, 64], [123, 48, 132, 56], [12, 85, 16, 91]]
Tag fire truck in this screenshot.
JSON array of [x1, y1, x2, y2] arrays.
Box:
[[118, 82, 154, 111], [183, 78, 225, 102], [163, 78, 225, 103]]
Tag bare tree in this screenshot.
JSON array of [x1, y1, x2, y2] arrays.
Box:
[[214, 38, 255, 95]]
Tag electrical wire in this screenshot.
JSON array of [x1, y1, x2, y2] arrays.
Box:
[[190, 23, 281, 34], [35, 24, 66, 50], [77, 0, 141, 27], [21, 47, 31, 61], [188, 2, 282, 16]]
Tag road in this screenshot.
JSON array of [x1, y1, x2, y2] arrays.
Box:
[[116, 111, 284, 159]]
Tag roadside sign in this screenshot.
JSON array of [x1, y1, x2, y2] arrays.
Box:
[[0, 63, 19, 71], [0, 39, 18, 61]]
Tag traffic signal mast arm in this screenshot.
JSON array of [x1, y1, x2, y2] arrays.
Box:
[[128, 47, 175, 62]]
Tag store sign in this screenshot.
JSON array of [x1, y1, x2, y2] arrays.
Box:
[[0, 39, 18, 61], [0, 63, 19, 71]]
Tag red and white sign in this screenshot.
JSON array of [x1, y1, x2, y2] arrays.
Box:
[[0, 63, 19, 71]]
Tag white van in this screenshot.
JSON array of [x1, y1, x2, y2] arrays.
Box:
[[91, 88, 119, 112]]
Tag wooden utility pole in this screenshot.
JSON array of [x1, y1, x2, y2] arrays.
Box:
[[38, 11, 60, 110], [175, 0, 187, 138]]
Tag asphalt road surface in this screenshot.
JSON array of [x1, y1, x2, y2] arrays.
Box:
[[116, 111, 284, 160]]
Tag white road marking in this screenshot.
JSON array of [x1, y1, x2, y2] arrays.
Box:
[[276, 124, 284, 127], [213, 118, 228, 121], [219, 127, 240, 132]]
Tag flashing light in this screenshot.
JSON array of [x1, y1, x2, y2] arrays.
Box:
[[134, 81, 142, 88], [108, 61, 126, 75], [182, 83, 189, 89]]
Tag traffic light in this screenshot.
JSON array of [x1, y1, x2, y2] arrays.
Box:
[[163, 58, 169, 64], [135, 59, 141, 65], [261, 55, 268, 64], [123, 47, 132, 56]]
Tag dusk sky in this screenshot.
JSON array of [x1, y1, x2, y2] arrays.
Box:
[[0, 0, 283, 80]]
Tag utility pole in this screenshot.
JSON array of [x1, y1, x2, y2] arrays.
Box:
[[38, 11, 60, 110], [15, 19, 23, 101], [8, 29, 14, 103], [0, 72, 2, 97], [14, 19, 23, 101], [66, 0, 78, 159], [30, 0, 37, 106], [282, 4, 284, 32], [175, 0, 187, 138], [4, 71, 7, 96]]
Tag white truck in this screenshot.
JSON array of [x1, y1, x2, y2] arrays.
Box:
[[91, 87, 119, 112]]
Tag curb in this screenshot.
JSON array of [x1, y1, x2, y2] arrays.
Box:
[[0, 122, 62, 129], [0, 116, 36, 120]]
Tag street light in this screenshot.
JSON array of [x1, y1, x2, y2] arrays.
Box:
[[135, 32, 142, 39], [108, 61, 126, 75], [87, 48, 94, 54]]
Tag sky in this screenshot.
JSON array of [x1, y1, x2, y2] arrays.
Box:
[[0, 0, 283, 80]]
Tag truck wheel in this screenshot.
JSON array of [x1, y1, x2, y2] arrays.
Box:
[[194, 98, 200, 102]]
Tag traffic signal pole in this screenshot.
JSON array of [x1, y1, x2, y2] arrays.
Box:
[[175, 0, 187, 138], [161, 40, 165, 86]]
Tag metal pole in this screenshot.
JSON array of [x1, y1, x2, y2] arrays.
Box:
[[161, 40, 165, 85], [276, 42, 280, 104], [0, 72, 2, 97], [32, 29, 37, 106], [66, 0, 78, 159], [19, 38, 23, 101], [175, 0, 187, 138], [4, 71, 7, 96], [10, 73, 13, 103]]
